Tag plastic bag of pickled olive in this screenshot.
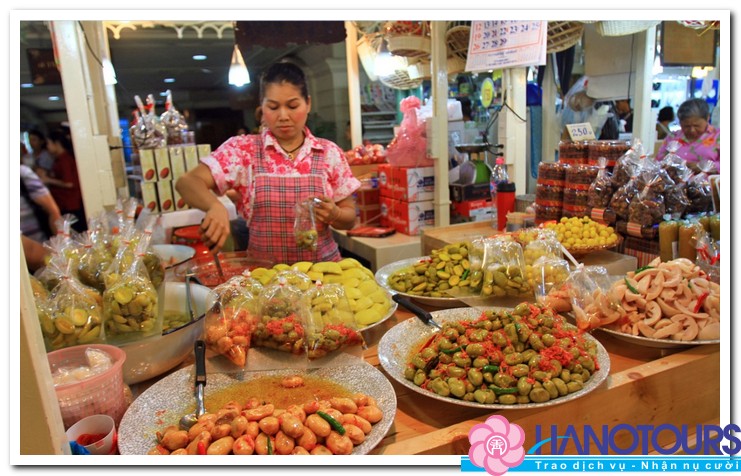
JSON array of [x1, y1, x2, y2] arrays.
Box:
[[523, 238, 563, 289], [203, 277, 261, 367], [566, 265, 621, 331], [685, 172, 714, 215], [102, 233, 162, 345], [611, 140, 644, 189], [389, 242, 474, 297], [252, 278, 308, 355], [305, 281, 364, 360], [294, 198, 319, 252], [660, 141, 692, 185], [587, 157, 614, 209], [43, 260, 105, 351], [76, 230, 109, 293], [480, 238, 533, 298], [628, 176, 666, 227]]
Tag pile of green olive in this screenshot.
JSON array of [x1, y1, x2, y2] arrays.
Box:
[[403, 302, 600, 405]]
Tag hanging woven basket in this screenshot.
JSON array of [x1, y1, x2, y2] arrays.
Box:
[[357, 34, 381, 81], [407, 56, 468, 80], [384, 21, 431, 60], [595, 20, 661, 36], [546, 21, 584, 54], [445, 21, 471, 60], [379, 70, 424, 90]]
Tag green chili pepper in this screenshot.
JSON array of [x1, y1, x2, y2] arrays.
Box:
[[461, 268, 470, 280], [483, 365, 499, 374], [317, 410, 346, 436], [440, 346, 462, 355], [267, 435, 273, 455], [635, 265, 654, 274], [490, 385, 519, 395], [624, 278, 639, 294]]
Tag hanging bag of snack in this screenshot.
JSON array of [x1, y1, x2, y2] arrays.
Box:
[[304, 281, 364, 360]]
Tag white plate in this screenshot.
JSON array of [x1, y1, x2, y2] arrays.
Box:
[[596, 327, 720, 349], [152, 244, 196, 269], [375, 257, 471, 308], [118, 359, 396, 455], [378, 307, 610, 410]]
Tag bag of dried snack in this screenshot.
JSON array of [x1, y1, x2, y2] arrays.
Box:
[[685, 172, 714, 215], [44, 260, 105, 351], [102, 232, 162, 344], [479, 237, 532, 298], [253, 277, 307, 354], [660, 141, 692, 185], [587, 157, 614, 210], [305, 281, 364, 360], [294, 198, 319, 252], [628, 175, 666, 227], [611, 139, 644, 190]]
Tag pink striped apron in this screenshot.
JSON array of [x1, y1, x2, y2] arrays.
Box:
[[247, 138, 341, 264]]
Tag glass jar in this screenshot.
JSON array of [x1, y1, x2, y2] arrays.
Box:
[[537, 161, 567, 183], [558, 140, 590, 165], [588, 140, 630, 168]]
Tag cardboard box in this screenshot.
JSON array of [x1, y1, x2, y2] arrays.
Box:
[[451, 199, 494, 224], [377, 163, 393, 198], [138, 149, 157, 183], [183, 145, 199, 171], [394, 199, 435, 236], [197, 144, 212, 159], [141, 181, 159, 212], [393, 166, 434, 202], [154, 147, 172, 181], [356, 205, 381, 226], [450, 182, 491, 202], [169, 145, 187, 181], [355, 188, 380, 207], [379, 195, 395, 227], [157, 181, 175, 213], [172, 183, 188, 211]]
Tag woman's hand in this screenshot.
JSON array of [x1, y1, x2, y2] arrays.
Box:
[[312, 196, 339, 226], [312, 195, 356, 230], [200, 201, 231, 253]]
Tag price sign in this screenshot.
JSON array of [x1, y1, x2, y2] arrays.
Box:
[[480, 78, 495, 108], [566, 122, 596, 141]]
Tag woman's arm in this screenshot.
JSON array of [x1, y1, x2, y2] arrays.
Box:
[[175, 163, 231, 252], [22, 234, 49, 272], [35, 167, 72, 189], [33, 192, 62, 235]]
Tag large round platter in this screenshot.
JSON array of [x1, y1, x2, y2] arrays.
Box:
[[375, 257, 469, 308], [118, 359, 396, 455], [596, 326, 720, 349], [378, 307, 610, 410]]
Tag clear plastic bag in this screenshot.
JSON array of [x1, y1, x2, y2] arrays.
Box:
[[628, 175, 666, 227], [566, 265, 622, 331], [305, 281, 364, 360], [532, 257, 571, 311], [294, 198, 319, 252], [587, 157, 614, 209], [130, 95, 167, 149], [386, 96, 432, 167], [102, 233, 162, 344], [660, 141, 692, 185], [270, 269, 313, 292], [523, 236, 563, 289], [685, 173, 714, 214], [160, 90, 189, 145], [44, 260, 105, 351], [609, 175, 640, 221], [253, 278, 307, 354], [695, 229, 720, 284], [611, 140, 644, 189], [479, 238, 533, 298]]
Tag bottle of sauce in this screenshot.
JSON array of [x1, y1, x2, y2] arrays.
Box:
[[709, 213, 720, 241], [678, 220, 700, 262], [658, 219, 679, 262]]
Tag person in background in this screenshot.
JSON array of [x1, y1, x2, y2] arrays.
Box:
[[236, 125, 248, 136], [27, 129, 54, 175], [656, 106, 675, 140], [176, 61, 360, 263], [657, 98, 720, 173], [22, 234, 50, 273], [615, 99, 633, 133], [21, 142, 62, 242], [45, 128, 87, 233]]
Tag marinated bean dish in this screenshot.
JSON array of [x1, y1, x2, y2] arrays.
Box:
[[148, 376, 384, 455], [403, 303, 601, 405], [387, 243, 474, 297]]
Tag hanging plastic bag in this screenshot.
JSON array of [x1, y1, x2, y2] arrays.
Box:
[[253, 278, 307, 355], [102, 233, 162, 344], [294, 198, 319, 252], [130, 95, 167, 149], [305, 281, 364, 360], [386, 96, 432, 167]]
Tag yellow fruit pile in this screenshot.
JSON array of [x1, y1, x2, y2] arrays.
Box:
[[543, 216, 619, 250], [250, 258, 392, 328]]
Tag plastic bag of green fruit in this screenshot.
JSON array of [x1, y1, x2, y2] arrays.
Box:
[[479, 238, 533, 298], [294, 198, 319, 252], [304, 281, 364, 360]]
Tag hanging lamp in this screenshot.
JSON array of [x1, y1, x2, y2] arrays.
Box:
[[228, 43, 250, 87]]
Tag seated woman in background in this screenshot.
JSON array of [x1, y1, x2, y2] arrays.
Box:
[[657, 98, 719, 173], [655, 106, 675, 140]]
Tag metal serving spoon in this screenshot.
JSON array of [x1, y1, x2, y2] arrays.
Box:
[[179, 340, 207, 430], [392, 294, 443, 330]]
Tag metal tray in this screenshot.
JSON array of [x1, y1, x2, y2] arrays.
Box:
[[375, 256, 471, 308]]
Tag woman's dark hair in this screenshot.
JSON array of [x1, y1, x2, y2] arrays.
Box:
[[658, 106, 675, 122], [677, 98, 710, 122], [27, 128, 46, 146], [259, 62, 309, 102], [47, 128, 74, 153]]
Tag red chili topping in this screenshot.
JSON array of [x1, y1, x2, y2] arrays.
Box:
[[76, 433, 107, 446]]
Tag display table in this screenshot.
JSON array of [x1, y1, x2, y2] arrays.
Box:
[[332, 229, 421, 272]]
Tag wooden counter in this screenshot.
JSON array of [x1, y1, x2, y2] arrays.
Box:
[[332, 228, 421, 272]]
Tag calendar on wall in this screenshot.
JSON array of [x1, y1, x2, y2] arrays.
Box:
[[465, 20, 547, 72]]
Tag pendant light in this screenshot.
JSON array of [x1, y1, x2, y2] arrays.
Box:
[[102, 56, 118, 85], [228, 43, 250, 87]]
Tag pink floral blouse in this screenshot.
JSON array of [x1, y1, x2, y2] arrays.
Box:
[[201, 128, 361, 223], [657, 124, 720, 172]]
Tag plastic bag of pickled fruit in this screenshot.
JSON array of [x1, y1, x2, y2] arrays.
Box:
[[479, 237, 533, 298], [253, 277, 308, 355], [532, 257, 572, 312], [566, 265, 621, 331], [102, 232, 162, 345], [203, 275, 261, 367], [695, 229, 720, 284], [304, 281, 365, 360], [77, 229, 111, 293], [389, 242, 474, 298], [34, 234, 76, 292], [523, 235, 562, 289], [269, 269, 313, 292], [294, 198, 319, 252], [43, 260, 105, 351]]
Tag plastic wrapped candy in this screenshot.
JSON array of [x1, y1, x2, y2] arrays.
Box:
[[160, 90, 189, 145], [102, 233, 162, 344], [304, 281, 364, 360], [44, 260, 105, 351], [294, 198, 319, 252], [252, 278, 307, 354], [130, 95, 167, 149]]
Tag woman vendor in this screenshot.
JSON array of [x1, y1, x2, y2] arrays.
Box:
[[656, 98, 720, 173], [176, 61, 361, 264]]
